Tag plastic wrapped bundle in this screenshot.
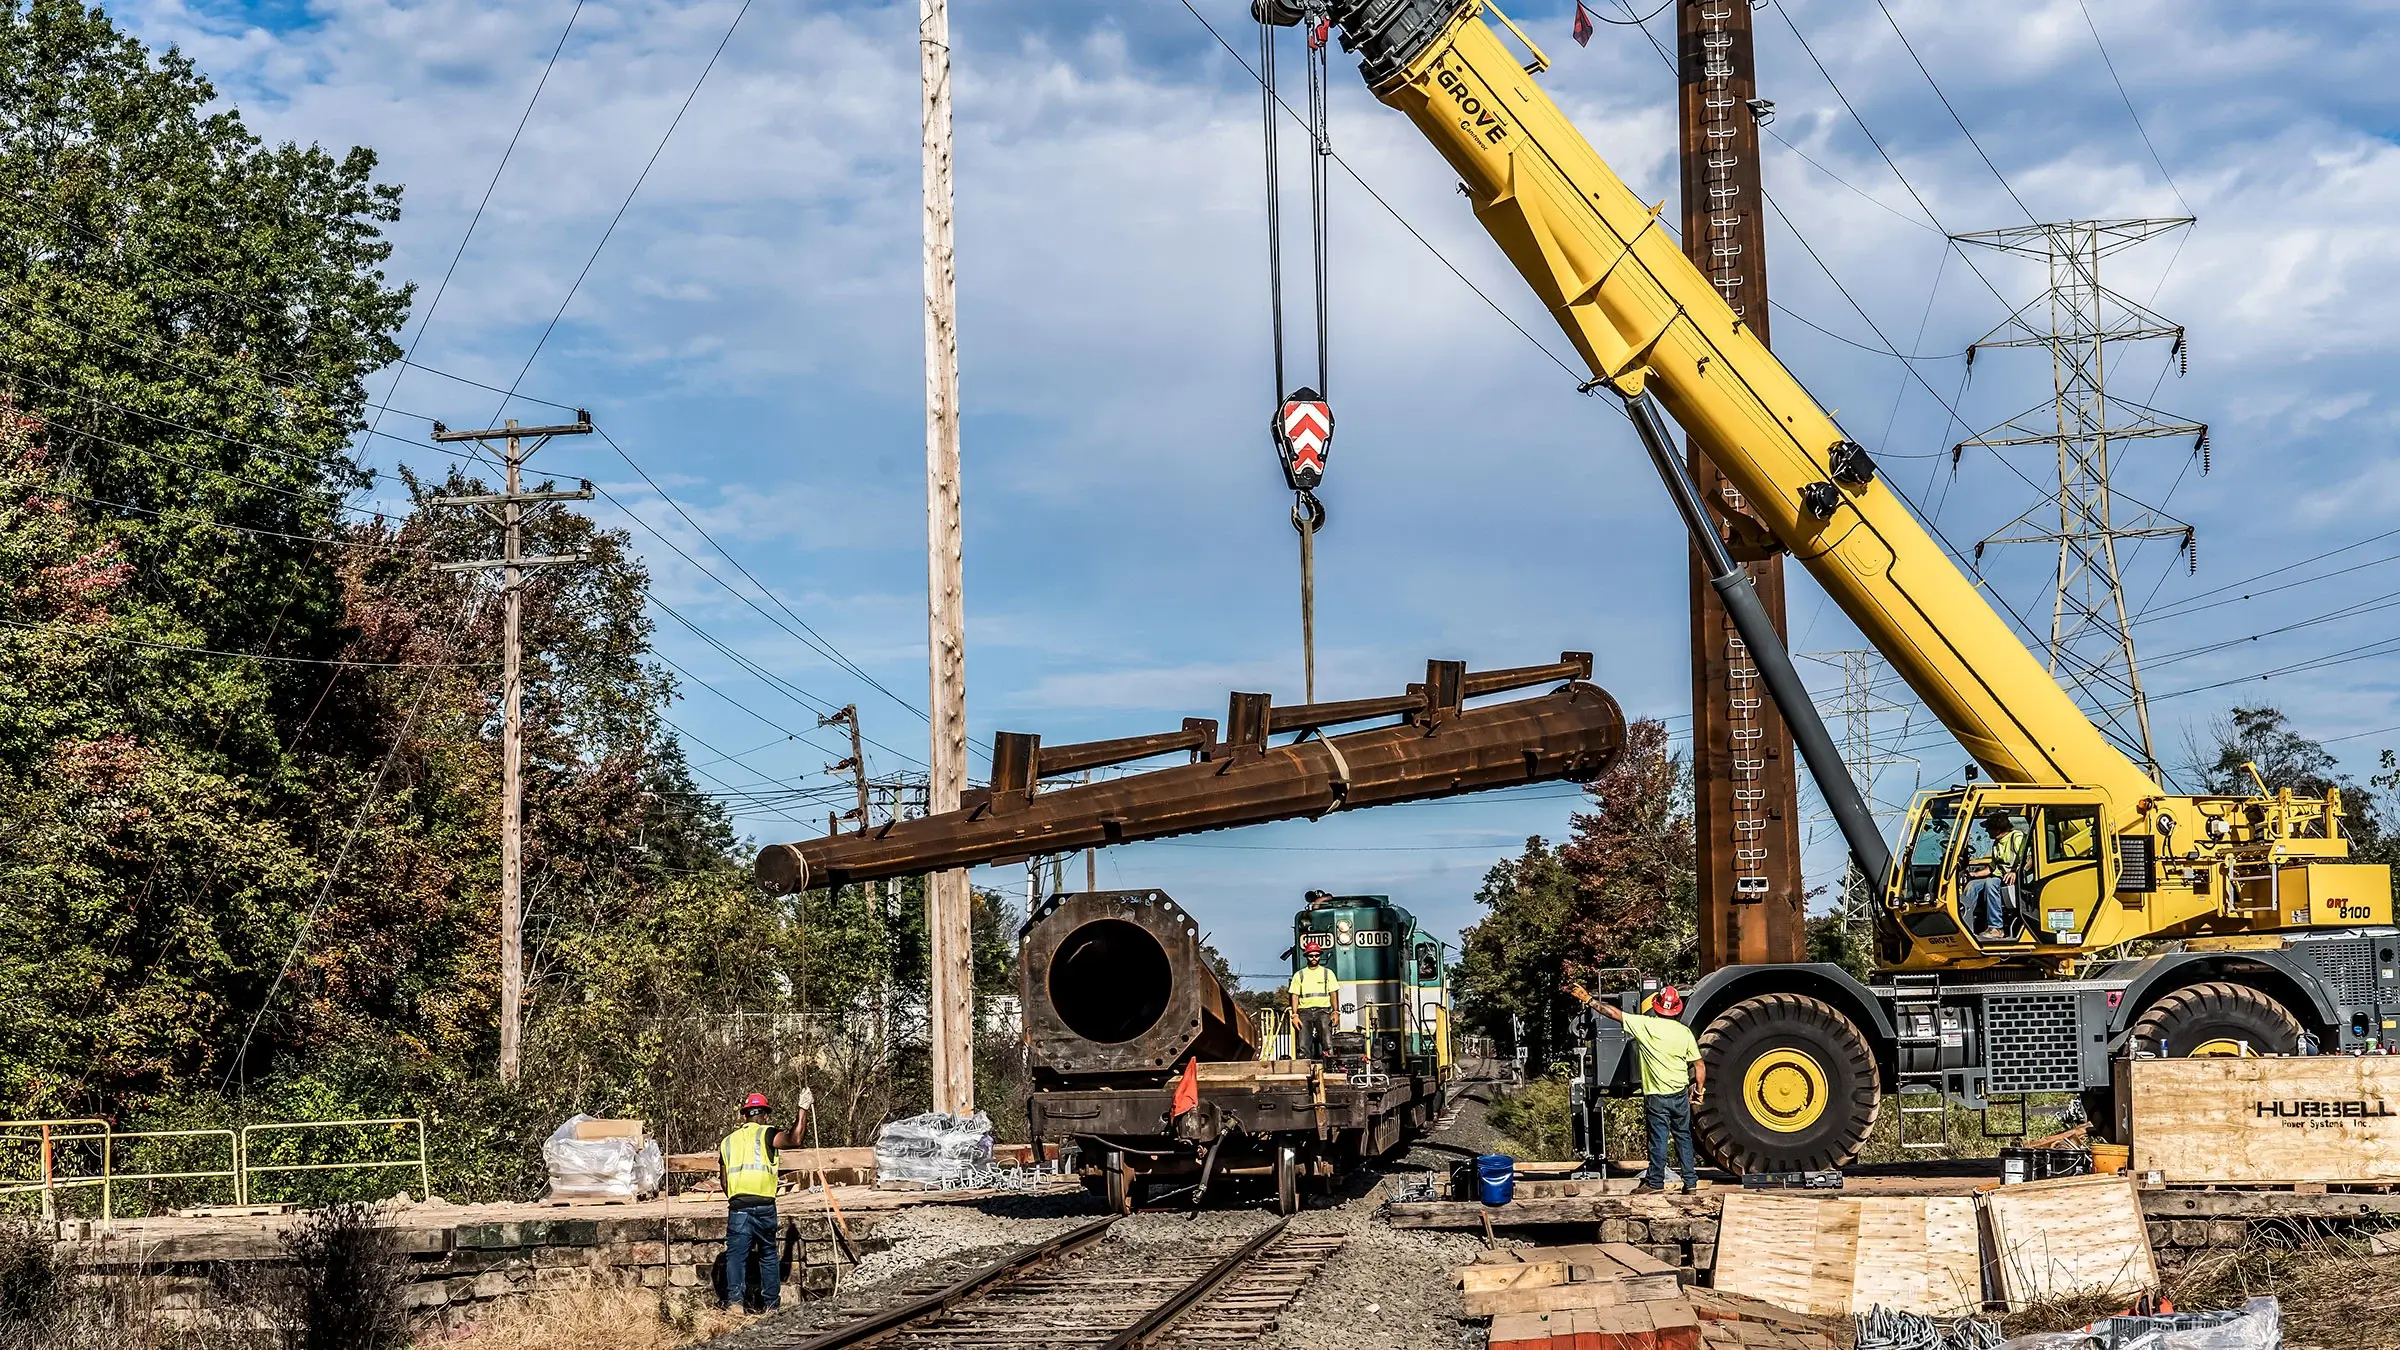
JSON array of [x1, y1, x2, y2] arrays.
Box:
[[873, 1111, 993, 1187], [542, 1115, 666, 1202]]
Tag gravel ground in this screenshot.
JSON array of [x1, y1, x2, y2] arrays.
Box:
[[703, 1080, 1512, 1349]]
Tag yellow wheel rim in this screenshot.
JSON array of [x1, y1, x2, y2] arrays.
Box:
[[1742, 1048, 1829, 1134], [2187, 1037, 2255, 1057]]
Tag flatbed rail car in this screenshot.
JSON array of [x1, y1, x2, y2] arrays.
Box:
[[1021, 891, 1453, 1212]]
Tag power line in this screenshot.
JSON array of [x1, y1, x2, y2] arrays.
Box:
[[1869, 0, 2036, 223], [2073, 0, 2192, 216], [491, 0, 754, 417], [591, 425, 927, 723], [0, 616, 490, 668], [367, 0, 589, 463]]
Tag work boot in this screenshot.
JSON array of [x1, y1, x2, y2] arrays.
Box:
[[1631, 1180, 1664, 1194]]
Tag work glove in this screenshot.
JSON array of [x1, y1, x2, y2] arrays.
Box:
[[794, 1087, 815, 1112]]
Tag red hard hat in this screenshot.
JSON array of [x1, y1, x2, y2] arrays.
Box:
[[1652, 986, 1684, 1017], [742, 1092, 770, 1111]]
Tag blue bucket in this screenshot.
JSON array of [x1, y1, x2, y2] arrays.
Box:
[[1475, 1153, 1516, 1206]]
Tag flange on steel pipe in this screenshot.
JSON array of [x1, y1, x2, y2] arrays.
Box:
[[753, 655, 1626, 894], [1019, 890, 1256, 1083]]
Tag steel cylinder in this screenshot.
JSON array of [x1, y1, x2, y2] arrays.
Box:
[[1020, 890, 1255, 1082], [756, 682, 1625, 893]]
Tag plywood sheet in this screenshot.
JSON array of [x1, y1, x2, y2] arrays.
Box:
[[1713, 1194, 1857, 1318], [1982, 1174, 2156, 1309], [1851, 1197, 1981, 1317], [2129, 1056, 2400, 1184], [1716, 1194, 1982, 1317]]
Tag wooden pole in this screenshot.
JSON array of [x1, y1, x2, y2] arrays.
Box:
[[499, 423, 524, 1086], [426, 413, 590, 1085], [921, 0, 974, 1116]]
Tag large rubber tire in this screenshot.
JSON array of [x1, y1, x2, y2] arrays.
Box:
[[1693, 994, 1881, 1176], [2128, 981, 2303, 1058]]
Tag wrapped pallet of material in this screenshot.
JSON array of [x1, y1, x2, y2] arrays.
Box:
[[873, 1111, 993, 1187], [543, 1114, 665, 1202]]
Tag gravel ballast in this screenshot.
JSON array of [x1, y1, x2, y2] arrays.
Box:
[[707, 1081, 1516, 1349]]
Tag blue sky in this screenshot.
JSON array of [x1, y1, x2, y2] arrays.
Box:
[[118, 0, 2400, 981]]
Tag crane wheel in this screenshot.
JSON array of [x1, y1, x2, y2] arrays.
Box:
[[1693, 993, 1880, 1176], [2128, 981, 2303, 1059]]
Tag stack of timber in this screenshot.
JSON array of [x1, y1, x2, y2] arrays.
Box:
[[2121, 1056, 2400, 1187], [1461, 1242, 1682, 1316], [1482, 1277, 1836, 1350]]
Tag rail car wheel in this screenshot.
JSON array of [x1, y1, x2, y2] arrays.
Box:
[[2129, 982, 2302, 1059], [1103, 1150, 1141, 1215], [1274, 1146, 1301, 1215], [1693, 993, 1880, 1176]]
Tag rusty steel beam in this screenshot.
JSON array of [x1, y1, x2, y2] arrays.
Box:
[[754, 678, 1626, 892], [1678, 0, 1805, 969]]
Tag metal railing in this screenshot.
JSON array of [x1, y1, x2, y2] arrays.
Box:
[[0, 1120, 109, 1219], [0, 1117, 426, 1220], [239, 1118, 429, 1207]]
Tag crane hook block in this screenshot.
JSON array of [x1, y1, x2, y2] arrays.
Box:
[[1275, 389, 1334, 493]]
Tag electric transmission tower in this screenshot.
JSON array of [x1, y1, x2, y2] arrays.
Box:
[[1953, 219, 2205, 780], [1801, 651, 1917, 927]]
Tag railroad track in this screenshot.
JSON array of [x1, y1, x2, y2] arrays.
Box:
[[780, 1216, 1346, 1349]]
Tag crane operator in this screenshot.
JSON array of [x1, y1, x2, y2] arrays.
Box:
[[1966, 810, 2031, 940]]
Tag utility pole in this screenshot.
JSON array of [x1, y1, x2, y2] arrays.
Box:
[[1954, 220, 2202, 780], [821, 705, 879, 939], [431, 412, 594, 1084], [921, 0, 975, 1117], [1678, 0, 1804, 971]]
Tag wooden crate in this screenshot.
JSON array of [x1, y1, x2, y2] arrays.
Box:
[[2123, 1056, 2400, 1185]]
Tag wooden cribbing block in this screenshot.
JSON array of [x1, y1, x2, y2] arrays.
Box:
[[1461, 1243, 1685, 1315]]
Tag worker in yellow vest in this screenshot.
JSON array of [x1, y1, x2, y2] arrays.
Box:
[[716, 1088, 810, 1313], [1288, 944, 1338, 1060]]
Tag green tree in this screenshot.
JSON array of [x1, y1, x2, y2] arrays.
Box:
[[0, 0, 410, 1114], [1452, 719, 1697, 1069], [1453, 837, 1580, 1067]]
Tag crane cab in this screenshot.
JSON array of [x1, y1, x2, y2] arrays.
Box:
[[1884, 783, 2395, 972], [1883, 786, 2117, 970]]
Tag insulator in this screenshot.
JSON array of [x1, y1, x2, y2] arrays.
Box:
[[2175, 330, 2188, 376], [2196, 427, 2211, 475]]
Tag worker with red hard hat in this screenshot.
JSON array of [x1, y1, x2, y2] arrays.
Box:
[[1565, 980, 1705, 1194], [716, 1087, 811, 1314]]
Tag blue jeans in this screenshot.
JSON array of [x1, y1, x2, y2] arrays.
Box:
[[1966, 877, 2010, 933], [1642, 1093, 1697, 1189], [723, 1203, 781, 1310]]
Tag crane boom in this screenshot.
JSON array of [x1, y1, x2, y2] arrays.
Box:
[[1323, 0, 2157, 813]]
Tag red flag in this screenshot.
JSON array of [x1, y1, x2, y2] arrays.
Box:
[[1170, 1058, 1200, 1118], [1573, 1, 1595, 46]]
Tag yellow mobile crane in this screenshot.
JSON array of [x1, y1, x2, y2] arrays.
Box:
[[1274, 0, 2395, 1172]]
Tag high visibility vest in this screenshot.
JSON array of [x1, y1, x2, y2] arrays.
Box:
[[719, 1123, 779, 1199], [1289, 964, 1338, 1009], [1987, 828, 2029, 871]]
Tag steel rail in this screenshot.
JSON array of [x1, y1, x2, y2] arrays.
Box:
[[788, 1215, 1119, 1350], [1098, 1217, 1292, 1350]]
